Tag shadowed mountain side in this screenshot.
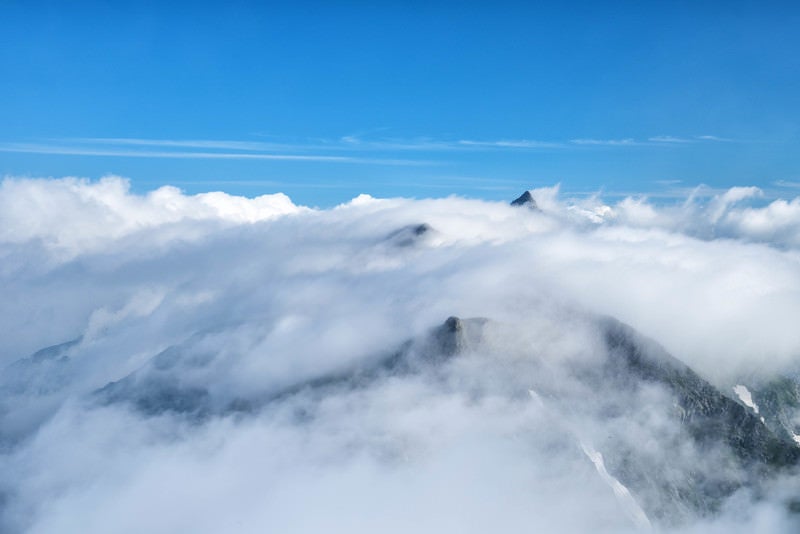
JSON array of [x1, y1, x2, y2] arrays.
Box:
[[0, 338, 82, 396], [745, 375, 800, 447], [91, 316, 800, 470], [601, 317, 800, 469], [594, 318, 800, 522], [82, 314, 800, 524], [93, 317, 490, 418], [384, 223, 435, 247], [0, 338, 84, 446]]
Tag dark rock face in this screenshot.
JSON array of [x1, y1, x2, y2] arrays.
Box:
[[596, 318, 799, 521], [1, 338, 82, 397], [510, 191, 539, 209], [81, 313, 799, 524], [96, 373, 213, 419], [385, 223, 433, 247], [411, 223, 431, 236], [431, 316, 487, 358], [28, 338, 82, 364], [749, 376, 800, 445], [94, 340, 218, 419], [601, 318, 799, 468], [0, 338, 83, 446], [91, 316, 490, 418]]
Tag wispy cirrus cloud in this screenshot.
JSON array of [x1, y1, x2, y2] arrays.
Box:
[[0, 142, 429, 166], [339, 135, 564, 150], [569, 138, 639, 146], [0, 133, 738, 166], [94, 134, 560, 153], [649, 135, 734, 143], [456, 139, 563, 149], [341, 134, 731, 150], [694, 135, 733, 142], [648, 136, 695, 143], [571, 135, 735, 146], [0, 136, 566, 164], [338, 132, 734, 151], [339, 136, 471, 151], [70, 137, 295, 152], [773, 179, 800, 189]]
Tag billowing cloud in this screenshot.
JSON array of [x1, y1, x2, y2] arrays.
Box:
[[0, 176, 303, 256], [1, 176, 799, 533]]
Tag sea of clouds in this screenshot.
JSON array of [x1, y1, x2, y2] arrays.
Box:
[[1, 175, 799, 533]]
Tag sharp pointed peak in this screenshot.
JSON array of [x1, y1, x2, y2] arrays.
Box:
[[510, 190, 539, 209]]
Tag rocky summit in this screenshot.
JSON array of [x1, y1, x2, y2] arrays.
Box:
[[510, 190, 539, 209], [5, 310, 790, 527]]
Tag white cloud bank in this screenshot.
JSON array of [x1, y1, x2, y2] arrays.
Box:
[[1, 176, 799, 533], [0, 176, 303, 256]]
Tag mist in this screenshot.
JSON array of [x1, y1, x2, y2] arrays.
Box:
[[1, 176, 799, 533]]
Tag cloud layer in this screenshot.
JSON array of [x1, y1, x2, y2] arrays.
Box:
[[1, 176, 799, 533]]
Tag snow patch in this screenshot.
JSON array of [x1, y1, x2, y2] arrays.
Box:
[[733, 385, 759, 414], [580, 442, 652, 530]]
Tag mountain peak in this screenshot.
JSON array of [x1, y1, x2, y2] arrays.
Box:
[[510, 190, 538, 209]]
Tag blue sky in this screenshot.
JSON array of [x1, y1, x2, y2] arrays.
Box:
[[2, 1, 799, 206]]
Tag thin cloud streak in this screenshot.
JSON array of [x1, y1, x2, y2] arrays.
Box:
[[649, 136, 695, 143], [773, 180, 800, 189], [1, 134, 739, 166], [455, 139, 564, 149], [649, 135, 734, 143], [572, 135, 735, 147], [69, 137, 295, 152], [0, 143, 429, 166], [569, 138, 639, 146], [339, 136, 564, 151], [695, 135, 733, 142], [69, 136, 564, 153]]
